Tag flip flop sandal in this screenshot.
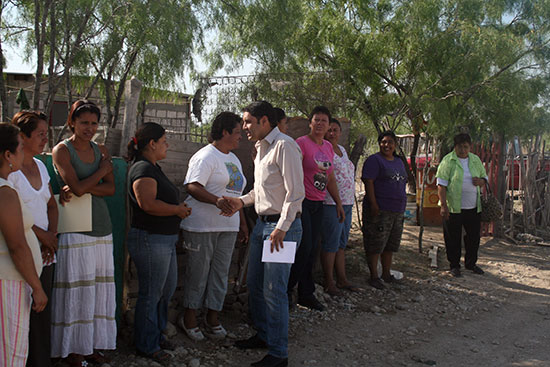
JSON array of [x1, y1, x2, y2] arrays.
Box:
[[86, 351, 111, 365], [324, 287, 343, 297], [66, 355, 88, 367], [337, 284, 362, 292], [204, 321, 227, 340]]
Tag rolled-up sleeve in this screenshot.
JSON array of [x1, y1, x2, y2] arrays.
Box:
[[277, 141, 305, 232], [240, 189, 255, 207]]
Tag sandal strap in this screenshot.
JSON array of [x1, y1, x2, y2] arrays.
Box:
[[205, 321, 226, 334]]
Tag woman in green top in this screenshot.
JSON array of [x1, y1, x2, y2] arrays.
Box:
[[51, 100, 116, 366], [436, 133, 488, 278]]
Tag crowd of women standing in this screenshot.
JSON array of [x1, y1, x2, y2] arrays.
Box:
[[0, 96, 486, 366]]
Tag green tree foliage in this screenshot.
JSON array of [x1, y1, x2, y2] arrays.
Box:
[[3, 0, 204, 130], [75, 0, 203, 127], [210, 0, 550, 145]]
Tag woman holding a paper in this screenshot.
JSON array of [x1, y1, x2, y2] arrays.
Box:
[[179, 112, 247, 341], [9, 111, 58, 367], [51, 100, 116, 366], [127, 122, 191, 364], [0, 122, 48, 367]]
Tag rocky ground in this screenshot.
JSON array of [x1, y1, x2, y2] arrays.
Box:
[[60, 223, 550, 367]]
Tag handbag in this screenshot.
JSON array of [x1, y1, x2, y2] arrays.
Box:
[[480, 182, 503, 222]]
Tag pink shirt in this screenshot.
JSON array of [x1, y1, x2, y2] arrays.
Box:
[[296, 136, 334, 201]]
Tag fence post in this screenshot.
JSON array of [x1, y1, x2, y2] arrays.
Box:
[[120, 77, 143, 157]]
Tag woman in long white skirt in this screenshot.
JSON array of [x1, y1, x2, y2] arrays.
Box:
[[51, 100, 116, 366]]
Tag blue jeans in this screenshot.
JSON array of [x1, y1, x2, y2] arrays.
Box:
[[127, 228, 178, 355], [321, 204, 353, 252], [247, 217, 302, 359]]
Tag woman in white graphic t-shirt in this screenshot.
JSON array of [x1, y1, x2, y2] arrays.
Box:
[[179, 112, 247, 341]]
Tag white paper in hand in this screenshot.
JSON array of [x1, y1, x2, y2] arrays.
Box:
[[261, 240, 297, 264]]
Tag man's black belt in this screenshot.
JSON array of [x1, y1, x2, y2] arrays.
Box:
[[259, 212, 301, 223]]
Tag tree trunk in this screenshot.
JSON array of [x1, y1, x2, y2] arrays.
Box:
[[0, 1, 8, 122], [408, 132, 420, 193], [47, 0, 58, 146], [418, 136, 431, 253], [33, 0, 51, 110], [494, 133, 507, 237], [103, 67, 114, 127], [349, 134, 366, 170], [111, 49, 138, 128]]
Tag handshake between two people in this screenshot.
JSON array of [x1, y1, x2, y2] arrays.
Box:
[[215, 196, 243, 217]]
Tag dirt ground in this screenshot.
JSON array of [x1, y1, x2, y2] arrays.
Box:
[[98, 221, 550, 367]]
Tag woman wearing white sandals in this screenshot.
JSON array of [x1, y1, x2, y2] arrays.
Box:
[[179, 112, 247, 341]]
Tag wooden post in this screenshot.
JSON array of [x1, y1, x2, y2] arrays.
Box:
[[418, 136, 431, 253], [507, 142, 514, 236], [119, 77, 143, 157]]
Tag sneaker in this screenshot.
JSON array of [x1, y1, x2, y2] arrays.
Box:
[[177, 315, 205, 341], [235, 334, 267, 349], [450, 268, 462, 277], [203, 320, 227, 340], [466, 265, 485, 275], [297, 295, 325, 311]]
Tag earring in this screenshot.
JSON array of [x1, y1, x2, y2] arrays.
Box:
[[9, 162, 13, 171]]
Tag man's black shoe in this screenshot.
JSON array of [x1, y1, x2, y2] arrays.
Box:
[[251, 354, 288, 367], [235, 334, 267, 349], [466, 265, 485, 275], [450, 268, 462, 277], [297, 296, 325, 311]]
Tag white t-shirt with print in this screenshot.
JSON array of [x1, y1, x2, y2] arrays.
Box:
[[459, 157, 478, 209], [324, 145, 355, 206], [181, 144, 246, 232]]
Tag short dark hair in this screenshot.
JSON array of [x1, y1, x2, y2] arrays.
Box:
[[11, 110, 47, 138], [0, 123, 21, 156], [330, 117, 341, 130], [67, 99, 101, 132], [378, 130, 397, 144], [242, 101, 276, 128], [453, 133, 472, 147], [127, 122, 166, 162], [309, 106, 331, 122], [274, 107, 286, 123], [210, 111, 241, 141]]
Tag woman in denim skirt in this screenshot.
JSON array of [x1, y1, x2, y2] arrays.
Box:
[[126, 123, 192, 364]]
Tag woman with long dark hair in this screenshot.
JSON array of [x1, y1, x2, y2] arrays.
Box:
[[51, 99, 116, 366], [126, 122, 191, 363]]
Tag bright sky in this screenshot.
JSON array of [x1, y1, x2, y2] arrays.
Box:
[[3, 41, 256, 95]]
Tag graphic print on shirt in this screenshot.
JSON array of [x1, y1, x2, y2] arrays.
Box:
[[388, 169, 406, 183], [225, 162, 244, 193], [313, 150, 332, 191]]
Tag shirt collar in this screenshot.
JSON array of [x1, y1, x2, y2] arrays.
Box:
[[256, 126, 281, 148]]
